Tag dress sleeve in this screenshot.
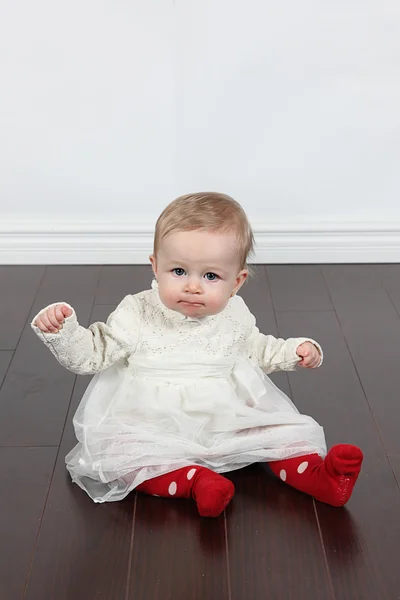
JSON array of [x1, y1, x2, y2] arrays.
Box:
[[239, 298, 323, 374], [30, 295, 141, 375]]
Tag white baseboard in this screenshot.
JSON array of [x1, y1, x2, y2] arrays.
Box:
[[1, 219, 400, 264]]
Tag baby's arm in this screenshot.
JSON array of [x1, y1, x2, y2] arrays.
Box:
[[241, 301, 322, 374], [31, 295, 140, 374], [249, 328, 323, 374]]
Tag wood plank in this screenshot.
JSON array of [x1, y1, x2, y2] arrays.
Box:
[[276, 308, 400, 599], [0, 446, 56, 600], [0, 351, 12, 387], [389, 455, 400, 485], [322, 265, 400, 456], [267, 265, 333, 312], [375, 264, 400, 293], [128, 494, 229, 600], [24, 305, 134, 600], [0, 266, 45, 349], [385, 290, 400, 318], [226, 465, 333, 600], [95, 264, 154, 305], [32, 266, 102, 316], [0, 267, 101, 446], [378, 264, 400, 317]]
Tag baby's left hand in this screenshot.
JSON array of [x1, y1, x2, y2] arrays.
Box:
[[296, 342, 321, 368]]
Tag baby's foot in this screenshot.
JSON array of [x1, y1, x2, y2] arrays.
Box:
[[317, 444, 363, 506], [191, 468, 235, 517], [136, 465, 235, 517], [269, 444, 363, 507]]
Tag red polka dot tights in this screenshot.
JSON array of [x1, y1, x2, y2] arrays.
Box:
[[136, 444, 363, 517]]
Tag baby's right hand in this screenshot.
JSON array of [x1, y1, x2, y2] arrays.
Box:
[[34, 304, 73, 333]]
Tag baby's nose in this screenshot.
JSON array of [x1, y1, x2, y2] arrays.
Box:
[[186, 278, 202, 292]]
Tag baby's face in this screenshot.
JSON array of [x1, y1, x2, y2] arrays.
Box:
[[150, 230, 248, 318]]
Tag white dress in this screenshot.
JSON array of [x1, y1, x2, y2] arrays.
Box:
[[31, 280, 327, 503]]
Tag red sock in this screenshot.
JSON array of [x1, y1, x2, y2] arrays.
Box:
[[136, 466, 235, 517], [268, 444, 363, 507]]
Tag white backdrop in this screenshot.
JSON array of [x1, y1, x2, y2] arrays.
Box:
[[1, 0, 400, 263]]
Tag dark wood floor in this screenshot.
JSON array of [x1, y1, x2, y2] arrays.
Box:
[[1, 264, 400, 600]]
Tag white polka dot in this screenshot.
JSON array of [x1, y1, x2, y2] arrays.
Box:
[[168, 481, 177, 495], [187, 468, 197, 481], [297, 461, 309, 474], [280, 469, 287, 481]]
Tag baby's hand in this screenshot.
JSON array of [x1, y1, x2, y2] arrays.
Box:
[[34, 304, 73, 334], [296, 342, 321, 369]]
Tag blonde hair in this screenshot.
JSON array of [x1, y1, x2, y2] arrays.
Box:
[[153, 192, 255, 271]]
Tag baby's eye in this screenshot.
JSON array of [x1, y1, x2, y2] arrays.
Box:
[[172, 268, 186, 276], [204, 272, 219, 281]]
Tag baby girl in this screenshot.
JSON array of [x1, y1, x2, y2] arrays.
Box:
[[32, 193, 363, 517]]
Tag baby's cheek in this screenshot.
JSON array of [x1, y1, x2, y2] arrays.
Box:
[[207, 291, 229, 314], [159, 288, 176, 310], [207, 300, 220, 314]]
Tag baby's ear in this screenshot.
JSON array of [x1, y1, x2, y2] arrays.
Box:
[[149, 255, 157, 275], [233, 269, 248, 294]]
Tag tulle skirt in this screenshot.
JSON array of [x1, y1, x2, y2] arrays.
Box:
[[65, 356, 326, 502]]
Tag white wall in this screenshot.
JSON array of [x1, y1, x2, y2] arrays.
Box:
[[0, 0, 176, 220], [1, 0, 400, 263], [176, 1, 400, 223]]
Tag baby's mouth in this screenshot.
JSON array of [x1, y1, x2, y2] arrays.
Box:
[[179, 301, 204, 307]]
